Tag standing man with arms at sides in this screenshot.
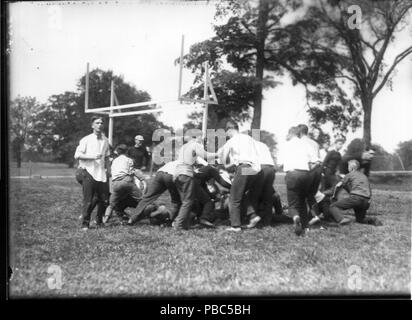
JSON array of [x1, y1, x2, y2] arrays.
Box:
[[218, 121, 261, 232], [127, 135, 151, 171], [277, 126, 312, 236], [74, 116, 111, 230], [173, 133, 217, 230]]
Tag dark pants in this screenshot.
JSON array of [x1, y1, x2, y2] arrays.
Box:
[[322, 167, 339, 192], [193, 179, 215, 222], [329, 194, 370, 223], [260, 165, 276, 225], [110, 176, 142, 212], [76, 168, 109, 226], [272, 192, 283, 215], [307, 165, 323, 210], [285, 170, 311, 228], [229, 164, 260, 227], [129, 171, 181, 224], [174, 174, 195, 229]]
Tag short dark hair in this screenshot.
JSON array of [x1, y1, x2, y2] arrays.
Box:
[[287, 126, 299, 138], [91, 116, 104, 124], [225, 121, 239, 131], [297, 124, 309, 136], [115, 144, 128, 155]]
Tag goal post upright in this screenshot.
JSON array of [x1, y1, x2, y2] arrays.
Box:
[[178, 34, 184, 101], [108, 80, 115, 146], [202, 62, 209, 139], [85, 62, 89, 111]]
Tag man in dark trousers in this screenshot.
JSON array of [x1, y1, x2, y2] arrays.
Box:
[[127, 135, 151, 171], [251, 139, 276, 227], [217, 121, 261, 232], [102, 144, 144, 223], [277, 126, 313, 236], [329, 160, 381, 226], [173, 135, 216, 230], [298, 124, 322, 224], [74, 116, 111, 230], [127, 160, 181, 225]]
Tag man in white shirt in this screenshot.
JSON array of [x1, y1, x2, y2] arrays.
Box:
[[217, 121, 261, 232], [74, 116, 111, 230], [277, 126, 312, 236], [128, 160, 181, 225], [103, 144, 144, 224]]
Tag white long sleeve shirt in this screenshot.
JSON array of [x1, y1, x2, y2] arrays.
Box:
[[74, 133, 110, 182], [301, 135, 320, 163], [217, 133, 261, 174], [111, 154, 135, 181], [277, 137, 311, 172], [255, 140, 274, 166]]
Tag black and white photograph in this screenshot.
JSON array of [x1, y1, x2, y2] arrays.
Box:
[[4, 0, 412, 300]]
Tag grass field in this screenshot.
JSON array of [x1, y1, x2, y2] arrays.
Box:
[[8, 175, 411, 297]]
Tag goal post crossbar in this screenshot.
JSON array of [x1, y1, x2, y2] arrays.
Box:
[[84, 34, 219, 143]]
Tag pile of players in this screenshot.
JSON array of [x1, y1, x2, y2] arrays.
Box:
[[74, 116, 381, 234]]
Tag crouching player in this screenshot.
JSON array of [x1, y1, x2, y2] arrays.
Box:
[[329, 160, 382, 226], [103, 144, 145, 224]]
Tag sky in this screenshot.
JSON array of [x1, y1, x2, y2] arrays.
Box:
[[8, 0, 412, 153]]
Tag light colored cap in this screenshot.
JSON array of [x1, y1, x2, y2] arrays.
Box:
[[135, 135, 144, 141]]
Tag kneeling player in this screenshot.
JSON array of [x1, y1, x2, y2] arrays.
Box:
[[329, 160, 382, 226]]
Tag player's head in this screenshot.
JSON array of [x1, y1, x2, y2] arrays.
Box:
[[322, 140, 330, 150], [115, 144, 128, 155], [348, 159, 360, 172], [297, 124, 309, 137], [91, 116, 104, 134], [134, 135, 144, 146], [312, 127, 321, 140], [184, 129, 203, 143], [225, 121, 239, 138], [286, 126, 299, 141], [335, 138, 345, 151]]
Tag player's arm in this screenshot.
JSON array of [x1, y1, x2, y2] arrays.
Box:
[[74, 140, 102, 160], [195, 143, 216, 163]]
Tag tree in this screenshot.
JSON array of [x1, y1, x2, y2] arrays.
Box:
[[181, 0, 299, 129], [396, 140, 412, 170], [9, 96, 44, 168], [285, 0, 412, 147]]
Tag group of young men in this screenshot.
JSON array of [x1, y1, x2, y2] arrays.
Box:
[[74, 116, 380, 234]]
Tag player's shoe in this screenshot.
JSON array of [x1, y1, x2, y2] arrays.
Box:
[[245, 215, 261, 229], [293, 216, 303, 236]]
